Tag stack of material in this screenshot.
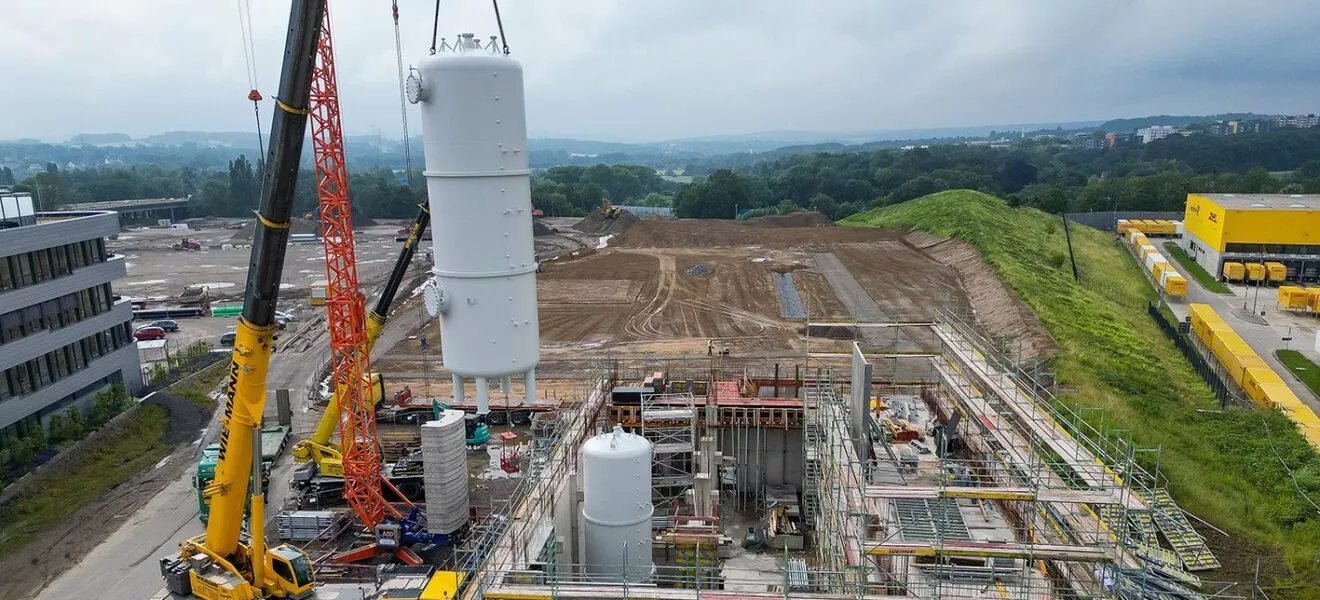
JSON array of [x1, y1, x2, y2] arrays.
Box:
[[422, 410, 470, 535], [276, 510, 338, 541]]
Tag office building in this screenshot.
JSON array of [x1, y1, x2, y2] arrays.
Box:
[[1181, 193, 1320, 281], [1, 193, 141, 440]]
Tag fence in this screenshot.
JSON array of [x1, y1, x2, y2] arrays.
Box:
[[1145, 302, 1238, 407], [1064, 211, 1183, 232]]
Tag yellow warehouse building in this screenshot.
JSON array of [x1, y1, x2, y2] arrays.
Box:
[[1181, 193, 1320, 282]]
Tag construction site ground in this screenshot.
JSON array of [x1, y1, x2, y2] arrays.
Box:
[[377, 218, 1053, 381], [2, 215, 1056, 600]]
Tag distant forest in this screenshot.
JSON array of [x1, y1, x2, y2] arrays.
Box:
[[7, 125, 1320, 223]]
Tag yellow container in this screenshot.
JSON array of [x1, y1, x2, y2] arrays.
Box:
[[1129, 231, 1148, 248], [1226, 352, 1267, 387], [1243, 367, 1283, 407], [1264, 261, 1288, 282], [1210, 332, 1251, 372], [1188, 304, 1225, 346], [1148, 220, 1176, 235], [1245, 263, 1266, 282], [1152, 261, 1172, 280], [1162, 273, 1187, 297], [309, 281, 328, 306], [1260, 382, 1300, 410], [1140, 245, 1159, 262], [1222, 262, 1245, 281], [1308, 288, 1320, 312], [1116, 219, 1133, 234], [1278, 286, 1309, 309]]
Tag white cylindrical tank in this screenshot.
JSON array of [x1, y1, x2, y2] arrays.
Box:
[[581, 424, 654, 582], [421, 410, 470, 535], [412, 33, 539, 379]]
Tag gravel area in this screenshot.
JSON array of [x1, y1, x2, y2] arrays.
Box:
[[772, 271, 806, 319]]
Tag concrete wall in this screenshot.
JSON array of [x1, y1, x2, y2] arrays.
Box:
[[717, 426, 803, 496], [1182, 232, 1223, 277]]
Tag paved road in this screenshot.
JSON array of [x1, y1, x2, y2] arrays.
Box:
[[1158, 246, 1320, 414], [37, 328, 330, 600], [811, 252, 925, 351]]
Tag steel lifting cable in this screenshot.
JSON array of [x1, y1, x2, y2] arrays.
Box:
[[430, 0, 442, 55], [491, 0, 510, 55], [392, 1, 415, 192], [236, 0, 266, 160]]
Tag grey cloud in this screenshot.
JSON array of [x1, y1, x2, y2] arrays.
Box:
[[1, 0, 1317, 143]]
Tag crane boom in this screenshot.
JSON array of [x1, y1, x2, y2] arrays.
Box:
[[297, 205, 428, 464], [307, 1, 401, 531], [162, 3, 323, 599], [204, 0, 323, 557]]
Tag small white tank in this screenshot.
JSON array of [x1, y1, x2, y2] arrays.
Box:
[[421, 410, 469, 535], [411, 33, 539, 380], [581, 424, 654, 582]]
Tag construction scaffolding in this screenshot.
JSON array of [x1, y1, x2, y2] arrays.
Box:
[[792, 305, 1219, 600], [640, 391, 698, 511]]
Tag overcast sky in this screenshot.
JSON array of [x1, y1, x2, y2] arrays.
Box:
[[2, 0, 1319, 143]]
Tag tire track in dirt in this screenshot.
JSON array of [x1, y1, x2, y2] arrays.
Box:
[[622, 252, 676, 339]]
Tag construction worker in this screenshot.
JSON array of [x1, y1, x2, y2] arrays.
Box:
[[707, 339, 715, 356]]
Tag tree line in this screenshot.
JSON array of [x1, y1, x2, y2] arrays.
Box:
[[9, 125, 1320, 223], [8, 157, 425, 221], [673, 125, 1320, 219]]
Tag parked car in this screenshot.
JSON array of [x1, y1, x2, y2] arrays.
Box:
[[219, 331, 237, 346], [274, 310, 296, 323], [134, 326, 167, 341], [149, 319, 180, 332]]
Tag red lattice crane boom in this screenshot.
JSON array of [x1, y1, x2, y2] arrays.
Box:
[[307, 3, 414, 563]]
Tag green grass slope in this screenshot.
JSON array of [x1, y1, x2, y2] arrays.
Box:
[[842, 190, 1320, 594]]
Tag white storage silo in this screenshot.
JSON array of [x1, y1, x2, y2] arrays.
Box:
[[410, 33, 539, 395], [421, 410, 469, 535], [581, 425, 654, 582]]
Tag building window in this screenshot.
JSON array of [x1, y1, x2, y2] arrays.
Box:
[[51, 348, 69, 379], [13, 363, 32, 394], [1, 312, 21, 343], [15, 254, 33, 286], [31, 357, 49, 388], [0, 256, 12, 290], [71, 341, 87, 370], [52, 245, 71, 276], [33, 249, 52, 283], [70, 242, 86, 268]]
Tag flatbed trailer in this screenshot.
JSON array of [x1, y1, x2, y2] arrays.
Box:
[[261, 424, 292, 465], [133, 307, 207, 320], [378, 400, 559, 426]]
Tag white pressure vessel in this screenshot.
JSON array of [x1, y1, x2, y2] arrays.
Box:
[[580, 425, 654, 582], [411, 33, 539, 380]]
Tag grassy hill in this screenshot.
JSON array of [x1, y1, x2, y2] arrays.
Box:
[[842, 190, 1320, 595]]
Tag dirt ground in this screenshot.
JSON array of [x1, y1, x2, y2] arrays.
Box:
[[372, 218, 1052, 370]]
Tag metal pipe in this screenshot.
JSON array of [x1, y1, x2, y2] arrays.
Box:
[[453, 374, 465, 404], [524, 368, 537, 404], [476, 376, 489, 415]]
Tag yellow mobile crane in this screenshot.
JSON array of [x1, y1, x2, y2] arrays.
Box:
[[290, 205, 429, 479], [158, 2, 324, 598]]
